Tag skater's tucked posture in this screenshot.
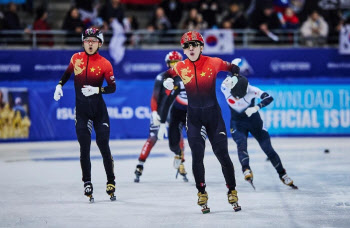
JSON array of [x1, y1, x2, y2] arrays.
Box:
[[134, 51, 188, 182], [163, 31, 242, 213], [53, 28, 116, 202], [221, 71, 297, 190]]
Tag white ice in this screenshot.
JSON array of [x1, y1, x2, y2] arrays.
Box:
[[0, 137, 349, 228]]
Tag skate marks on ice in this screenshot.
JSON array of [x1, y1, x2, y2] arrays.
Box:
[[0, 138, 350, 227]]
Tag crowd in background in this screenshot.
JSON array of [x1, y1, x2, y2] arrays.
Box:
[[1, 0, 350, 46]]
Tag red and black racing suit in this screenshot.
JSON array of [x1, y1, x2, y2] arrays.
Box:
[[58, 51, 116, 183], [159, 76, 187, 161], [137, 71, 184, 162], [166, 55, 240, 193]]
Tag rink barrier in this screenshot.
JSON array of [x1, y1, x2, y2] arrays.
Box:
[[1, 48, 350, 80], [1, 79, 349, 141]]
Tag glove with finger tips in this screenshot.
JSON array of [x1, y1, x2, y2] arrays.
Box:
[[163, 78, 174, 90], [81, 85, 99, 97], [151, 111, 161, 126], [54, 84, 63, 101], [157, 123, 168, 140], [231, 58, 242, 66], [245, 106, 260, 117]]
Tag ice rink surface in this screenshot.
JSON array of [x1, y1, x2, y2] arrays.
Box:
[[0, 137, 349, 228]]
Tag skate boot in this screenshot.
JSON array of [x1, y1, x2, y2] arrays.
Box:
[[84, 181, 94, 203], [106, 180, 116, 201], [227, 189, 241, 212], [243, 169, 255, 190], [279, 173, 298, 189], [173, 155, 181, 169], [197, 191, 210, 214], [134, 164, 143, 183], [176, 163, 188, 182]]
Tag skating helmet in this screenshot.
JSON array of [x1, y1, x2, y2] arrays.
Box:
[[165, 51, 183, 67], [180, 31, 204, 49], [230, 75, 249, 99], [82, 27, 104, 44]]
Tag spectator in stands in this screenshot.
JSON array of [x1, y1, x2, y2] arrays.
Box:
[[273, 0, 289, 13], [0, 10, 4, 30], [221, 3, 248, 29], [2, 2, 30, 44], [123, 15, 139, 46], [3, 2, 21, 30], [300, 10, 328, 47], [182, 8, 207, 30], [232, 0, 260, 18], [33, 7, 54, 46], [281, 7, 300, 29], [160, 0, 183, 29], [324, 9, 343, 44], [296, 0, 320, 23], [62, 7, 86, 45], [99, 0, 125, 30], [199, 0, 219, 28], [221, 20, 232, 29], [250, 3, 282, 42], [75, 0, 101, 28], [290, 0, 305, 15], [147, 6, 171, 32], [342, 10, 350, 25]]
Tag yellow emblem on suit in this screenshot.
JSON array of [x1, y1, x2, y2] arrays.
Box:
[[180, 67, 194, 85], [74, 58, 86, 75]]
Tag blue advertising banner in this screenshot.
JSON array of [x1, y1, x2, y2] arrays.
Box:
[[1, 48, 350, 80], [222, 84, 350, 136], [1, 80, 349, 141]]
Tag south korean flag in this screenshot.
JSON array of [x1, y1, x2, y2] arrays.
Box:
[[203, 29, 234, 54], [339, 25, 350, 55]]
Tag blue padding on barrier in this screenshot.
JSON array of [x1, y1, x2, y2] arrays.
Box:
[[1, 79, 350, 141], [1, 48, 350, 80]]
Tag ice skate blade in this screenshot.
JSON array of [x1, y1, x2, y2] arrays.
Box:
[[289, 184, 298, 189], [181, 173, 189, 182], [200, 205, 210, 214], [88, 195, 94, 203], [134, 176, 140, 183], [247, 179, 256, 190], [109, 194, 116, 201], [183, 176, 189, 182], [176, 170, 188, 182], [232, 203, 241, 212]]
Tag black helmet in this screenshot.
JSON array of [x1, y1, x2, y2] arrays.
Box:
[[81, 27, 104, 44], [230, 75, 249, 99]]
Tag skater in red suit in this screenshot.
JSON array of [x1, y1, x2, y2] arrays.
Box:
[[163, 31, 242, 213], [53, 28, 116, 202], [133, 51, 187, 182]]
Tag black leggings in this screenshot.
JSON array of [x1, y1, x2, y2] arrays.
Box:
[[187, 105, 236, 191], [75, 98, 115, 183], [168, 107, 187, 156]]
